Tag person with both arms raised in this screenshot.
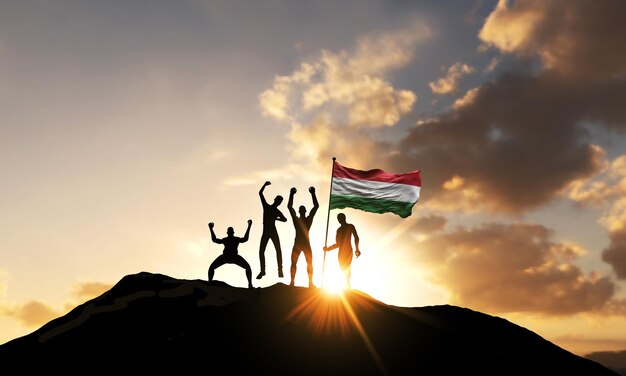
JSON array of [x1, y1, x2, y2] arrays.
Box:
[[287, 186, 319, 288]]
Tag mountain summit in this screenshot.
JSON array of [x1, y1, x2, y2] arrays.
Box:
[[0, 272, 617, 375]]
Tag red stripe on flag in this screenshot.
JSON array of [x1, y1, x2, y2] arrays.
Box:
[[333, 161, 421, 187]]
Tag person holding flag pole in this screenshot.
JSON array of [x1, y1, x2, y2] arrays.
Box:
[[321, 157, 421, 288]]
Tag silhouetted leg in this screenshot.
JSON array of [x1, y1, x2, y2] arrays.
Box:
[[338, 249, 353, 289], [233, 255, 253, 289], [303, 248, 313, 288], [257, 234, 269, 279], [290, 247, 299, 286], [269, 231, 283, 277], [208, 255, 228, 284]]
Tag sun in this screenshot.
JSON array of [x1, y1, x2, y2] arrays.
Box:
[[322, 272, 348, 294]]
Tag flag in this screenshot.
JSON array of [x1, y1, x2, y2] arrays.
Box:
[[329, 161, 421, 218]]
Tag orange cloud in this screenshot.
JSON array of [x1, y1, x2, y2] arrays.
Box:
[[0, 280, 114, 328], [2, 300, 60, 327], [479, 0, 626, 79], [479, 0, 545, 54], [255, 21, 429, 184], [415, 223, 616, 315], [71, 281, 113, 301], [259, 21, 429, 129], [429, 63, 475, 94]]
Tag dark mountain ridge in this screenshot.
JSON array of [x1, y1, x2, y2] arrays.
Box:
[[0, 272, 617, 375]]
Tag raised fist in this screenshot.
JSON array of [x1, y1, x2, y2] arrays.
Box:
[[309, 186, 315, 193], [290, 187, 297, 194], [208, 222, 214, 229], [264, 181, 271, 186], [247, 219, 252, 225]]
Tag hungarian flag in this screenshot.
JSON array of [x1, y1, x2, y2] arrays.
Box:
[[329, 161, 421, 218]]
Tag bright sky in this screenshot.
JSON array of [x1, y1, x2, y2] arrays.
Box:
[[2, 0, 626, 357]]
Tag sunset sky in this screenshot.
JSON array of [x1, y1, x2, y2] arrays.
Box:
[[2, 0, 626, 357]]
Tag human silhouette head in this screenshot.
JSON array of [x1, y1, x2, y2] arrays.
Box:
[[273, 195, 283, 205], [299, 205, 306, 216], [227, 227, 234, 236], [337, 212, 346, 224]]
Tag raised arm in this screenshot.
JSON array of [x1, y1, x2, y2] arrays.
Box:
[[241, 219, 252, 243], [309, 186, 319, 217], [259, 181, 271, 206], [287, 187, 297, 218], [208, 222, 223, 244]]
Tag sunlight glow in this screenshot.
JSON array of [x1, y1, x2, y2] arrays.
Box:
[[286, 289, 388, 375], [321, 269, 348, 294]]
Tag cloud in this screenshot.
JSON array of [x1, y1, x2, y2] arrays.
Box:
[[484, 56, 501, 73], [479, 0, 626, 79], [478, 0, 546, 55], [259, 1, 626, 217], [259, 21, 429, 129], [415, 222, 616, 315], [259, 63, 317, 122], [603, 231, 626, 279], [429, 63, 475, 94], [602, 299, 626, 316], [452, 87, 480, 110], [2, 300, 60, 327], [287, 116, 392, 172], [384, 0, 626, 214], [567, 155, 625, 208], [70, 281, 113, 302], [413, 214, 447, 234], [0, 280, 113, 328], [256, 21, 430, 184], [391, 70, 611, 213], [567, 154, 626, 279]]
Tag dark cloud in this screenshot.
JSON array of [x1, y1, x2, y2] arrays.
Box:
[[391, 70, 616, 213], [603, 229, 626, 280], [416, 223, 616, 315], [385, 0, 626, 214], [480, 0, 626, 80]]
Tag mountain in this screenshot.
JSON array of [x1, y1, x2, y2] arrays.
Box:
[[586, 351, 626, 376], [0, 272, 618, 375]]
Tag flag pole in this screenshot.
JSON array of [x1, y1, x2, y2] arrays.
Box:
[[322, 156, 336, 288]]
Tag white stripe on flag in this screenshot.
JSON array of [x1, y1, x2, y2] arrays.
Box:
[[332, 177, 421, 203]]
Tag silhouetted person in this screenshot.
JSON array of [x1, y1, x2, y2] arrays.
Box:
[[257, 181, 287, 279], [287, 186, 319, 288], [323, 212, 361, 289], [208, 220, 254, 289]]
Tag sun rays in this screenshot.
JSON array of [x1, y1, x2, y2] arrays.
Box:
[[286, 288, 388, 375]]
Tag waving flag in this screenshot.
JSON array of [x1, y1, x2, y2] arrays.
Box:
[[329, 161, 421, 218]]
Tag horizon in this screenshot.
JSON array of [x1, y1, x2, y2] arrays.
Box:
[[2, 0, 626, 359]]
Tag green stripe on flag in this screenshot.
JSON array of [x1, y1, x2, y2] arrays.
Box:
[[329, 194, 415, 218]]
